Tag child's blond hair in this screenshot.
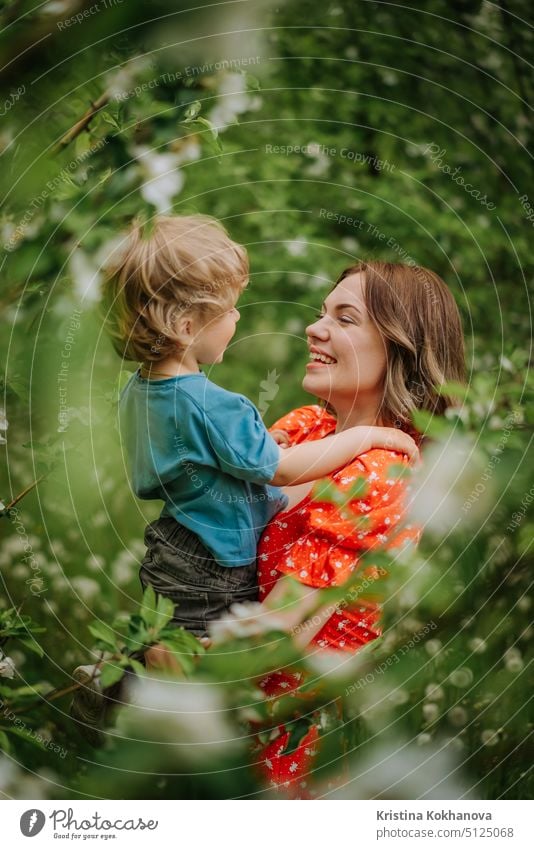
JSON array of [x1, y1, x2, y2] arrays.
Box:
[[102, 214, 249, 363]]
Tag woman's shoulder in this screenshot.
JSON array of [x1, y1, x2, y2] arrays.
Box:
[[269, 404, 336, 443], [332, 447, 412, 492]]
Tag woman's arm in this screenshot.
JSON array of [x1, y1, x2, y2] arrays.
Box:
[[269, 425, 417, 487]]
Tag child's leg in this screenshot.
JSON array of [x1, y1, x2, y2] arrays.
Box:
[[139, 517, 258, 640]]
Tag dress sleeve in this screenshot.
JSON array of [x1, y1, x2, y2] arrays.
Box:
[[269, 449, 419, 587], [268, 405, 336, 445]]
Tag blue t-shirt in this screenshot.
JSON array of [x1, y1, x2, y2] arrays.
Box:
[[118, 370, 288, 566]]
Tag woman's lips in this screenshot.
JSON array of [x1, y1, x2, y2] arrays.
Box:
[[306, 360, 336, 369]]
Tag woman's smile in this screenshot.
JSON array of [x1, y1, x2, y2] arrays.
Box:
[[307, 345, 338, 367]]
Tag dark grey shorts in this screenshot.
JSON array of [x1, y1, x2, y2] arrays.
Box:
[[139, 517, 258, 638]]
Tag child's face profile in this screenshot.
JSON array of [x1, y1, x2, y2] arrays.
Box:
[[190, 305, 241, 365]]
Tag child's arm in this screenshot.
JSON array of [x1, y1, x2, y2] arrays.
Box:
[[269, 425, 417, 487]]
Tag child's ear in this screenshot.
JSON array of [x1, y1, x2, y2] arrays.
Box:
[[174, 314, 194, 344]]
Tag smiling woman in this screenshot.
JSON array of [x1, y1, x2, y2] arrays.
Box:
[[304, 261, 465, 431], [254, 260, 467, 795]]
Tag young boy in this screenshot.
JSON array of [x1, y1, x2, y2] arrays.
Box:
[[70, 214, 416, 739]]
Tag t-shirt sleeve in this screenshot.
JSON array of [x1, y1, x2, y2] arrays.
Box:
[[201, 392, 281, 484]]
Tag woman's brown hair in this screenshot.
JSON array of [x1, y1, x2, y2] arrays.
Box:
[[335, 261, 466, 427]]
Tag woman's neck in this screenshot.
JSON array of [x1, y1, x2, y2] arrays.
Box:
[[331, 395, 383, 432]]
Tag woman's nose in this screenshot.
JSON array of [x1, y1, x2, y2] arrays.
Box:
[[306, 315, 329, 339]]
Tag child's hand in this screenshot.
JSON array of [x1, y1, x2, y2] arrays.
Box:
[[271, 428, 291, 449], [368, 427, 419, 462]]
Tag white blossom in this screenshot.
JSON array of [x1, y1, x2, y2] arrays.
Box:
[[209, 73, 252, 131], [69, 250, 101, 304], [0, 407, 8, 444], [118, 676, 238, 763], [209, 601, 286, 644], [0, 653, 16, 679], [134, 146, 185, 213]]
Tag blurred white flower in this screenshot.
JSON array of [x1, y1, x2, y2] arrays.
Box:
[[416, 732, 432, 745], [425, 683, 445, 701], [504, 647, 524, 672], [422, 702, 440, 723], [70, 576, 101, 600], [209, 73, 252, 130], [173, 139, 202, 165], [307, 649, 368, 682], [69, 249, 101, 304], [94, 234, 129, 274], [286, 237, 309, 257], [481, 729, 499, 746], [119, 677, 238, 763], [469, 637, 487, 654], [0, 407, 8, 445], [388, 688, 410, 705], [448, 667, 473, 688], [134, 146, 185, 213], [447, 706, 468, 727], [209, 601, 285, 644], [0, 653, 16, 679], [410, 436, 492, 535], [425, 639, 442, 657], [329, 739, 472, 799]]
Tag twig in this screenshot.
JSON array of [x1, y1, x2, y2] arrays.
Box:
[[54, 92, 111, 153], [1, 476, 44, 516]]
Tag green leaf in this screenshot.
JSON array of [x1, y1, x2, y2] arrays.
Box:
[[182, 100, 201, 121], [244, 72, 261, 91], [100, 662, 126, 689], [152, 595, 175, 633], [128, 658, 146, 676], [88, 621, 118, 651], [188, 117, 223, 155], [140, 585, 157, 628], [18, 637, 44, 658], [411, 408, 450, 437], [0, 730, 10, 752], [438, 380, 469, 400], [6, 725, 47, 751]]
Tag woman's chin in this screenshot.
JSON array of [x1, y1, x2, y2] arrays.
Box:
[[302, 372, 329, 397]]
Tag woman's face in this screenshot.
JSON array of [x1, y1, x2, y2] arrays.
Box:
[[303, 272, 387, 418]]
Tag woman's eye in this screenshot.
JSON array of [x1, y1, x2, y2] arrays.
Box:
[[339, 315, 355, 324]]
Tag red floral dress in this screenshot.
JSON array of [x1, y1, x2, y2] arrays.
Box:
[[255, 405, 420, 794]]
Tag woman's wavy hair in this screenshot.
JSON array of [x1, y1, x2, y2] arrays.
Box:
[[100, 214, 249, 363], [334, 261, 466, 427]]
